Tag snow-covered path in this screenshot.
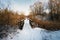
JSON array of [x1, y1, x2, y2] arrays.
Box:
[[1, 18, 60, 40]]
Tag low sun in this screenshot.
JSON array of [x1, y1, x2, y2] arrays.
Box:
[[12, 4, 30, 16]]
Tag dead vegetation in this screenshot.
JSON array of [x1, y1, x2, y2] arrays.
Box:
[[29, 0, 60, 31], [28, 15, 60, 31], [0, 8, 25, 38]]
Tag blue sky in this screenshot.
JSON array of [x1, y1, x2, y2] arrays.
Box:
[[11, 0, 36, 14], [11, 0, 35, 10], [0, 0, 36, 14], [0, 0, 37, 15], [0, 0, 49, 15]]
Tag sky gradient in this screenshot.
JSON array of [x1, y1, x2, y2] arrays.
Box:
[[0, 0, 49, 15]]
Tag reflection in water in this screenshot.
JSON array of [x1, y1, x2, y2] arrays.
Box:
[[1, 18, 60, 40]]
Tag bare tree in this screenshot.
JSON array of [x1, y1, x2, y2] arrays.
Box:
[[30, 1, 46, 21], [30, 1, 44, 15], [49, 0, 60, 21]]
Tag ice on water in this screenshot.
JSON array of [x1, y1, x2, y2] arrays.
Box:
[[1, 18, 60, 40]]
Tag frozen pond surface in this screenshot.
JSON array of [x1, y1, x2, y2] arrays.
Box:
[[1, 18, 60, 40]]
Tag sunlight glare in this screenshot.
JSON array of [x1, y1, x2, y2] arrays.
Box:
[[11, 4, 30, 16]]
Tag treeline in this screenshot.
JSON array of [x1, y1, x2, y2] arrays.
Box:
[[0, 8, 25, 38], [30, 0, 60, 22], [28, 0, 60, 31], [0, 8, 25, 26]]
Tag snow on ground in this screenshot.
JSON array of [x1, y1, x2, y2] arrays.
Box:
[[1, 18, 60, 40]]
